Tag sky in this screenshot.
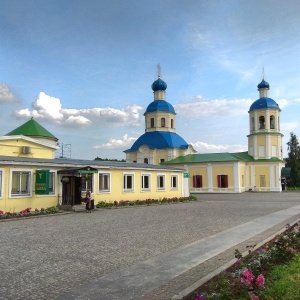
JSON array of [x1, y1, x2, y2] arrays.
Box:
[[1, 0, 300, 160]]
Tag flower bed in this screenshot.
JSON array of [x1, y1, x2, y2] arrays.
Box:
[[192, 222, 300, 300], [96, 195, 197, 208], [0, 206, 60, 220]]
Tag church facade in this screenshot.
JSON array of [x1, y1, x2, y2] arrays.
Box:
[[124, 74, 196, 164], [126, 73, 286, 193]]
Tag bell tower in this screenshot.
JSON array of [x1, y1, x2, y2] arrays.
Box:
[[248, 78, 283, 160]]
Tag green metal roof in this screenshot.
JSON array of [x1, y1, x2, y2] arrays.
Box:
[[163, 151, 284, 164], [5, 118, 58, 141]]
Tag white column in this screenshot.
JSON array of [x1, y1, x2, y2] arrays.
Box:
[[233, 162, 240, 193], [266, 135, 270, 159], [207, 163, 213, 192]]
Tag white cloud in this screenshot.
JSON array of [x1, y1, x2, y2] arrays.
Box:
[[0, 83, 19, 103], [14, 92, 143, 128], [281, 122, 300, 132], [191, 141, 247, 153], [94, 134, 137, 150], [175, 96, 253, 118]]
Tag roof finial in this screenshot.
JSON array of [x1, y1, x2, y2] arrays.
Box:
[[261, 66, 266, 81], [157, 64, 161, 78]]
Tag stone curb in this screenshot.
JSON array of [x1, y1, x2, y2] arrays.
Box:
[[0, 211, 73, 222], [171, 219, 300, 300]]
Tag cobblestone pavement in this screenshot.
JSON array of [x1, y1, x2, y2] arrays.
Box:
[[1, 192, 300, 300]]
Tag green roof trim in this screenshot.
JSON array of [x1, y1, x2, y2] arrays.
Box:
[[163, 151, 284, 164], [5, 118, 58, 141]]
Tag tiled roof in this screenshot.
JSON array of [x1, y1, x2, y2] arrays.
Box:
[[5, 118, 58, 141], [163, 151, 284, 164]]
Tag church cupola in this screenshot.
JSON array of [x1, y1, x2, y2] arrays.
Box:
[[247, 76, 283, 160]]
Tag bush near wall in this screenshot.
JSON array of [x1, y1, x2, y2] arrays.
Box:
[[96, 195, 197, 208]]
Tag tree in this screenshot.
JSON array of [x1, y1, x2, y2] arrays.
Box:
[[94, 157, 126, 162], [285, 132, 300, 187]]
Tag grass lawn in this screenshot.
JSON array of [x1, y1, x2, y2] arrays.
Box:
[[261, 253, 300, 300]]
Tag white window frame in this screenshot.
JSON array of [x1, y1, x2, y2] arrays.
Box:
[[123, 173, 134, 192], [99, 172, 111, 193], [49, 171, 56, 195], [81, 174, 94, 193], [141, 174, 151, 191], [0, 168, 4, 199], [157, 174, 166, 191], [9, 169, 33, 198], [171, 174, 178, 190]]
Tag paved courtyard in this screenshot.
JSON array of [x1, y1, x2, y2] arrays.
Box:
[[1, 192, 300, 300]]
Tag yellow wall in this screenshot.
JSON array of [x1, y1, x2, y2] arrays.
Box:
[[94, 169, 183, 202], [0, 165, 184, 213], [0, 139, 55, 159]]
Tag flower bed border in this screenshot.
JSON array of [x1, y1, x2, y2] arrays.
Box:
[[171, 219, 300, 300]]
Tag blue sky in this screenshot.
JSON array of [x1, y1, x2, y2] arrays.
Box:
[[1, 0, 300, 160]]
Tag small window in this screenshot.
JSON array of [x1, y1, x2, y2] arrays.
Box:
[[150, 118, 154, 128], [251, 117, 255, 131], [81, 174, 94, 193], [157, 174, 165, 190], [49, 172, 55, 194], [11, 170, 31, 196], [217, 175, 228, 188], [259, 116, 265, 129], [270, 115, 275, 129], [160, 159, 165, 164], [161, 117, 166, 127], [123, 174, 134, 191], [99, 173, 110, 192], [144, 158, 149, 164], [171, 175, 178, 190], [193, 175, 202, 188], [171, 119, 174, 128], [141, 174, 150, 191]]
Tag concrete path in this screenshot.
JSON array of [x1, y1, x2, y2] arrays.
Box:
[[58, 204, 300, 300]]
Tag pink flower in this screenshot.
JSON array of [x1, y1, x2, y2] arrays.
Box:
[[251, 293, 259, 300], [288, 247, 297, 253], [255, 274, 265, 287], [241, 269, 255, 284]]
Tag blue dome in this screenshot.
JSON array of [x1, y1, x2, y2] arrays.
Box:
[[124, 131, 189, 152], [152, 78, 167, 91], [249, 97, 279, 111], [145, 100, 175, 113], [257, 79, 270, 89]]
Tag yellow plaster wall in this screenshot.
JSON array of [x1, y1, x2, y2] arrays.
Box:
[[0, 166, 184, 212], [0, 139, 55, 159]]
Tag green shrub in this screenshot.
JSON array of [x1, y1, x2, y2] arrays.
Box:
[[45, 206, 59, 214]]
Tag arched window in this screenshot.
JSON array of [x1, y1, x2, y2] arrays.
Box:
[[161, 118, 165, 127], [259, 116, 265, 129], [270, 115, 275, 129], [144, 158, 148, 164], [251, 117, 255, 131], [171, 119, 174, 128], [150, 118, 154, 128]]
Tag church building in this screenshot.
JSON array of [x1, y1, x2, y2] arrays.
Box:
[[125, 71, 286, 193], [124, 72, 196, 164]]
